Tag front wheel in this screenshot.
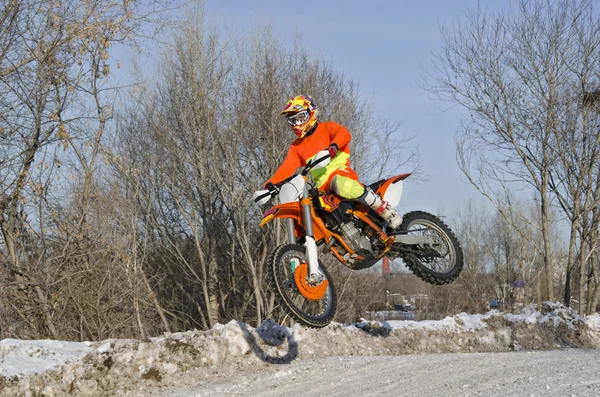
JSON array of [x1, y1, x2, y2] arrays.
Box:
[[395, 211, 463, 285], [267, 244, 337, 328]]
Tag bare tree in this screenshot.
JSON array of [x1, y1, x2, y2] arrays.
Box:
[[426, 0, 600, 307], [451, 199, 492, 312], [0, 0, 172, 339]]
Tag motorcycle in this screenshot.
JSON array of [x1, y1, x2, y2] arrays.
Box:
[[253, 151, 463, 328]]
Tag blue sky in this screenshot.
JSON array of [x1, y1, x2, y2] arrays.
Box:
[[201, 0, 512, 216]]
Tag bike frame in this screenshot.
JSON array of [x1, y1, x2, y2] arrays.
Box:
[[258, 173, 401, 275]]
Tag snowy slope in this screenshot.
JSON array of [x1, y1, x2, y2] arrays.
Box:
[[0, 339, 92, 378], [160, 350, 600, 397], [1, 302, 599, 396]]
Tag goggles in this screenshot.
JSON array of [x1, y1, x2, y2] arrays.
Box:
[[286, 111, 309, 126]]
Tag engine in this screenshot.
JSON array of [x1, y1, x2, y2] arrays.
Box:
[[339, 221, 372, 253]]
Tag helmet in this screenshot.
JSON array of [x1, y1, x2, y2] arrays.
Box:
[[280, 95, 319, 138]]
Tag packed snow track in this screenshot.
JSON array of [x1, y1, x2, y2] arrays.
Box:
[[160, 349, 600, 397]]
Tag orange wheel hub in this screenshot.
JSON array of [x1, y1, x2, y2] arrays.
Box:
[[293, 263, 328, 301]]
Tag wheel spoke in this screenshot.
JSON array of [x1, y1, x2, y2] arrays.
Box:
[[269, 245, 336, 327], [406, 219, 456, 274]]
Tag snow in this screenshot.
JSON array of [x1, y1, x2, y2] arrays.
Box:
[[0, 302, 599, 396], [586, 314, 600, 330], [380, 311, 495, 332], [0, 339, 91, 377], [506, 311, 541, 323], [160, 350, 600, 397]]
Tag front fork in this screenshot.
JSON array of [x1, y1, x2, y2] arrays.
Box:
[[286, 181, 323, 285]]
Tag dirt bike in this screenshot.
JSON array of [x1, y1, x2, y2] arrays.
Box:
[[253, 151, 463, 328]]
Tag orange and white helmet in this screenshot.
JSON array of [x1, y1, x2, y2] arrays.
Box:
[[280, 95, 319, 138]]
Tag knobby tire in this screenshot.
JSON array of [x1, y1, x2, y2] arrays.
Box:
[[267, 244, 337, 328], [398, 211, 464, 285]]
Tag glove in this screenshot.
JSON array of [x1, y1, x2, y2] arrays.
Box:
[[327, 144, 338, 158], [264, 182, 278, 194]]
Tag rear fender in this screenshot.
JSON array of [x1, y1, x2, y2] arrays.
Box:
[[376, 173, 411, 208]]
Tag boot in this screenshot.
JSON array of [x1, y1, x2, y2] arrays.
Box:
[[359, 188, 402, 229]]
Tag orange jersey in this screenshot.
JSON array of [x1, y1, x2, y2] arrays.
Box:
[[266, 121, 353, 186]]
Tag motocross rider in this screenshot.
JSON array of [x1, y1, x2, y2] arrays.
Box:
[[265, 95, 403, 229]]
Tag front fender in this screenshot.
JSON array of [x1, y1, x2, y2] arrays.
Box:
[[259, 202, 302, 227], [259, 201, 332, 243]]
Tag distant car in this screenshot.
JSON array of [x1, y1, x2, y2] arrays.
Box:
[[393, 304, 416, 312], [489, 300, 503, 309]]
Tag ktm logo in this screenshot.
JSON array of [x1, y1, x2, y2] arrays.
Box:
[[320, 194, 339, 211]]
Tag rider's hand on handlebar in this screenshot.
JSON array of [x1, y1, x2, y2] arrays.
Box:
[[265, 182, 279, 194], [327, 144, 338, 158]]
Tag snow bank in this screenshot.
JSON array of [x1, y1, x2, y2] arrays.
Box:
[[0, 339, 92, 378], [1, 303, 599, 397], [586, 314, 600, 331]]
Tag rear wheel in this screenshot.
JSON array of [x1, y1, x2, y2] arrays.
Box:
[[396, 211, 463, 285], [267, 244, 337, 328]]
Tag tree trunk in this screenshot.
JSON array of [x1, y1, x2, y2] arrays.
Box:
[[579, 242, 588, 316], [540, 170, 553, 302], [586, 259, 599, 314], [564, 266, 572, 307], [208, 256, 219, 327], [564, 223, 578, 307]]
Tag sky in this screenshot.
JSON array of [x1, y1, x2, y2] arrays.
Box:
[[200, 0, 513, 216]]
